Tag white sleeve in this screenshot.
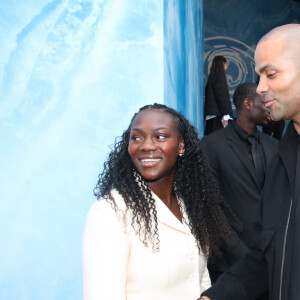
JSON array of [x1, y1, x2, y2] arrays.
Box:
[[82, 200, 130, 300], [200, 262, 211, 292], [222, 114, 232, 121]]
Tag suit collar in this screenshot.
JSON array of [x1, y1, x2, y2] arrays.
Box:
[[257, 131, 276, 165], [225, 124, 259, 189], [132, 173, 192, 235], [278, 121, 298, 190], [112, 188, 193, 236], [232, 121, 258, 141], [229, 122, 276, 165], [152, 192, 192, 236]]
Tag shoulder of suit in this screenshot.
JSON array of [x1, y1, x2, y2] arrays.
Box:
[[85, 190, 129, 231], [91, 189, 127, 213], [259, 131, 279, 145], [201, 128, 228, 152], [202, 127, 228, 141]]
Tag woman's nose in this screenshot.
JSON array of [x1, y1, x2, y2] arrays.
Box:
[[140, 137, 157, 151]]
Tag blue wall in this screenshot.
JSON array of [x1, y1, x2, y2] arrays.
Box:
[[3, 1, 298, 299], [164, 0, 204, 136], [0, 1, 163, 299]]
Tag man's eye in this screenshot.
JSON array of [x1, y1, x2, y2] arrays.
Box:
[[267, 72, 276, 78]]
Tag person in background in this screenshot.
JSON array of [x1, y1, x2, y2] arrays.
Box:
[[202, 82, 278, 300], [204, 55, 233, 135], [199, 23, 300, 300], [83, 103, 232, 300]]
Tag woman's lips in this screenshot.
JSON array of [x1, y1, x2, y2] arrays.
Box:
[[140, 158, 162, 167]]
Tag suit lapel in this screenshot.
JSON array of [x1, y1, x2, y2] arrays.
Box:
[[259, 131, 276, 165], [225, 125, 259, 189], [152, 192, 192, 236], [278, 122, 298, 191]]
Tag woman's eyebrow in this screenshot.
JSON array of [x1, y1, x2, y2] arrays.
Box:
[[131, 127, 169, 132]]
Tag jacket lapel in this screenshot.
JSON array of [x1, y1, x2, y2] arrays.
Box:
[[225, 125, 259, 188], [278, 121, 298, 192], [258, 131, 276, 165], [152, 192, 192, 236]]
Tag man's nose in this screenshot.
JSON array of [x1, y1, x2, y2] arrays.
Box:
[[256, 76, 269, 95]]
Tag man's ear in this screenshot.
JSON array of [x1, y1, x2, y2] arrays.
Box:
[[244, 98, 253, 111]]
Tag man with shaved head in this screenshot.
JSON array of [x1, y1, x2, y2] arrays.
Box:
[[200, 24, 300, 300]]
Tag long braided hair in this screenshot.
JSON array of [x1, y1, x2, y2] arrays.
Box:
[[94, 103, 231, 257]]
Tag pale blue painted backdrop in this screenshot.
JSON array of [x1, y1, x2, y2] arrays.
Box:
[[0, 1, 163, 299]]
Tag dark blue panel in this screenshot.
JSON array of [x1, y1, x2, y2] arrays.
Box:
[[204, 0, 300, 107]]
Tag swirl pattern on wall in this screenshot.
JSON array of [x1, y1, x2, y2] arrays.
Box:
[[204, 36, 256, 100]]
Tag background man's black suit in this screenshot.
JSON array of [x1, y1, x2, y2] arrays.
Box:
[[202, 124, 278, 284]]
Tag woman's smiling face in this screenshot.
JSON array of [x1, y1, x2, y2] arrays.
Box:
[[128, 109, 184, 183]]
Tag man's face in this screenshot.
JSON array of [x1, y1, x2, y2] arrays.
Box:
[[250, 95, 271, 126], [255, 37, 300, 122]]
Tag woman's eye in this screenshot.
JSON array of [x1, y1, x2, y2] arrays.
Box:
[[131, 136, 141, 141], [156, 134, 167, 140]]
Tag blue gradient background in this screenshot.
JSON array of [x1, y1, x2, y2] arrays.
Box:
[[0, 1, 163, 299], [3, 1, 298, 299]]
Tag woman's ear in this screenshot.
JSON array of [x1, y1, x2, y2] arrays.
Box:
[[178, 138, 185, 156]]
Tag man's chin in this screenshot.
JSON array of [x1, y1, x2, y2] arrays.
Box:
[[270, 113, 279, 121]]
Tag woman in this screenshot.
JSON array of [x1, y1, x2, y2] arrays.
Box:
[[204, 55, 233, 135], [83, 103, 231, 299]]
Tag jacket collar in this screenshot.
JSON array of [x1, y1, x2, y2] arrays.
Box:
[[225, 123, 259, 189], [152, 192, 193, 236], [132, 173, 193, 235], [112, 188, 192, 236], [278, 121, 299, 191], [258, 130, 276, 166]]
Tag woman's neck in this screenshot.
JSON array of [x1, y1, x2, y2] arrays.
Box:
[[147, 179, 182, 223], [147, 180, 174, 205]]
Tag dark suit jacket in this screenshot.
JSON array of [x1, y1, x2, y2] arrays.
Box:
[[204, 72, 233, 117], [202, 122, 297, 300], [201, 123, 278, 273]]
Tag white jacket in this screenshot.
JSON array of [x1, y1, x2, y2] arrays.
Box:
[[83, 189, 211, 300]]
